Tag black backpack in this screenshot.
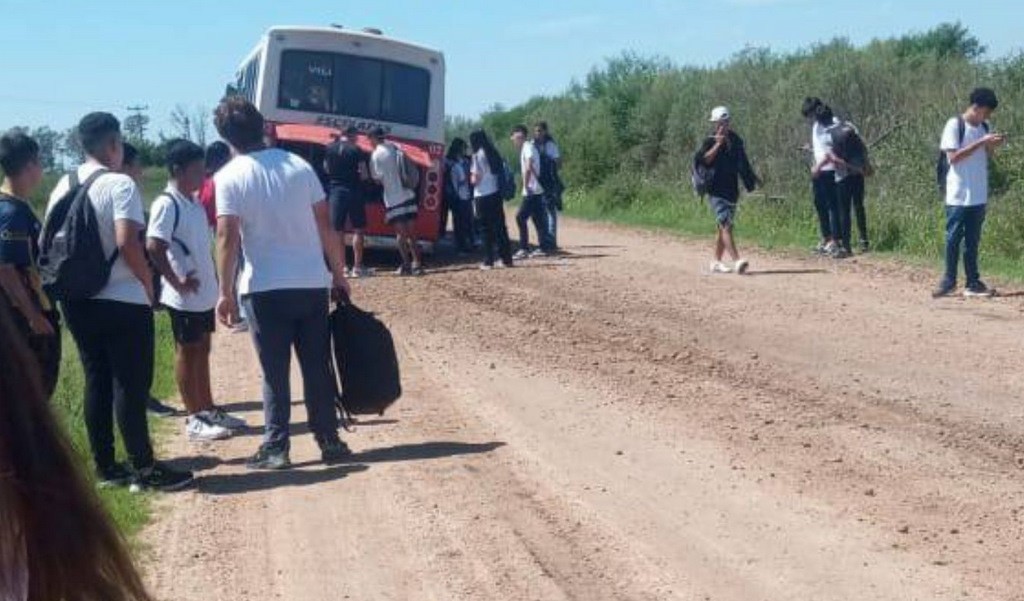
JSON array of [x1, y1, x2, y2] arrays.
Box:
[[537, 146, 560, 194], [936, 116, 988, 197], [830, 121, 871, 175], [498, 159, 517, 201], [691, 142, 715, 198], [39, 170, 118, 302], [330, 301, 402, 419]]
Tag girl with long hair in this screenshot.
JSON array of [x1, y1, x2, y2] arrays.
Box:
[[469, 130, 512, 268], [0, 295, 153, 601]]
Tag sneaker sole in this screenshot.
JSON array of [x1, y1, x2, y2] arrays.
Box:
[[246, 460, 292, 471], [188, 432, 232, 442], [963, 291, 995, 298], [130, 475, 196, 494]]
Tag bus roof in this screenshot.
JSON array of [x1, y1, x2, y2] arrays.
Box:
[[262, 26, 443, 58]]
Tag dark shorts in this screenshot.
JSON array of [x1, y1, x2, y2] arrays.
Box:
[[167, 308, 215, 345], [329, 188, 367, 230], [385, 198, 419, 226], [709, 196, 737, 226]]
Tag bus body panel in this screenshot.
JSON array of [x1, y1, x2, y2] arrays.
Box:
[[230, 26, 447, 249]]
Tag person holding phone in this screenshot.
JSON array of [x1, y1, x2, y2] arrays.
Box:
[[933, 87, 1005, 298]]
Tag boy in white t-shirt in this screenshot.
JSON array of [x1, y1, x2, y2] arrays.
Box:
[[933, 87, 1005, 298], [510, 125, 553, 259], [146, 140, 246, 443]]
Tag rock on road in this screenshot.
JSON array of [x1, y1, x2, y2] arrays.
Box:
[[142, 215, 1024, 601]]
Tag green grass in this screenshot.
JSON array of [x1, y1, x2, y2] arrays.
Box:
[[563, 179, 1024, 284]]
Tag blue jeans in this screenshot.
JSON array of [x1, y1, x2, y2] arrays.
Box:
[[942, 204, 987, 287], [242, 288, 339, 450], [516, 194, 553, 252], [812, 175, 840, 240], [543, 194, 559, 249]]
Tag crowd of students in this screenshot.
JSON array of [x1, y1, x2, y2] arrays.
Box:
[[695, 86, 1004, 292]]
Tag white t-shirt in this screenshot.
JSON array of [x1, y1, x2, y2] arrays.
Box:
[[940, 117, 989, 207], [147, 186, 218, 312], [370, 144, 415, 208], [215, 148, 331, 295], [811, 119, 839, 173], [470, 149, 499, 198], [521, 141, 544, 196], [46, 163, 148, 305]]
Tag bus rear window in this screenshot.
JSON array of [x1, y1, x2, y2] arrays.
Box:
[[279, 50, 431, 128]]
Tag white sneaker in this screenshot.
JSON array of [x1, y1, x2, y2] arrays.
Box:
[[529, 249, 549, 258], [351, 266, 374, 278], [734, 259, 750, 275], [186, 414, 232, 442], [710, 261, 733, 274], [512, 249, 530, 260], [206, 408, 247, 430]]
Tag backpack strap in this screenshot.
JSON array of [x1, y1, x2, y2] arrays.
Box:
[[156, 192, 192, 256], [956, 116, 966, 148]]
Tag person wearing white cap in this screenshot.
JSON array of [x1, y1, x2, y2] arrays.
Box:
[[697, 106, 760, 274]]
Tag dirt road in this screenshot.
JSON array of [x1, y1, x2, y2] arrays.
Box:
[[142, 216, 1024, 601]]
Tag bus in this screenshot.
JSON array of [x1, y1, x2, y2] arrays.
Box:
[[228, 25, 447, 250]]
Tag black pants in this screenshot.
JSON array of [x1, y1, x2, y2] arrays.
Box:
[[474, 193, 512, 266], [452, 197, 475, 252], [812, 175, 840, 241], [63, 299, 155, 471], [837, 175, 868, 251], [516, 194, 552, 252], [242, 289, 339, 450]]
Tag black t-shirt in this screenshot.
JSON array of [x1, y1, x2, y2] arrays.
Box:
[[697, 132, 758, 203], [324, 140, 367, 193]]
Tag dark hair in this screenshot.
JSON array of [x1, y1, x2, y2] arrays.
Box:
[[969, 87, 999, 110], [801, 96, 823, 118], [511, 124, 529, 136], [0, 130, 40, 177], [78, 112, 121, 156], [469, 130, 503, 175], [446, 138, 467, 161], [165, 139, 205, 176], [0, 297, 154, 601], [814, 103, 835, 126], [204, 141, 231, 174], [343, 125, 359, 137], [369, 126, 387, 140], [122, 142, 139, 168], [214, 97, 265, 150]]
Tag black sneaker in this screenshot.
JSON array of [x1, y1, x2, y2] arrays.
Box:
[[97, 463, 133, 489], [246, 444, 291, 470], [316, 435, 352, 465], [146, 396, 179, 418], [130, 462, 194, 493], [964, 281, 995, 298], [932, 281, 956, 298]]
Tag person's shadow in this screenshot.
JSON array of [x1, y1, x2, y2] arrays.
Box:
[[202, 441, 506, 496]]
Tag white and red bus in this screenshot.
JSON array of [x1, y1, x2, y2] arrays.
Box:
[[228, 25, 447, 250]]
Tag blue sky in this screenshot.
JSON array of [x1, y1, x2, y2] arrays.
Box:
[[0, 0, 1018, 136]]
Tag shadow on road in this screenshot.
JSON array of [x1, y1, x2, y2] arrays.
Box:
[[746, 268, 828, 277], [198, 464, 370, 496], [352, 441, 507, 464]]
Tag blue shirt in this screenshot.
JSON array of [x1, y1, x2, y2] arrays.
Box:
[[0, 193, 50, 310]]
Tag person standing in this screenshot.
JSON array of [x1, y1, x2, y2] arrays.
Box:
[[698, 106, 760, 274], [46, 112, 193, 491], [534, 121, 563, 251], [324, 126, 371, 277], [213, 97, 350, 469], [445, 137, 474, 254], [0, 130, 60, 398], [933, 87, 1005, 298], [511, 125, 552, 259], [469, 130, 513, 270], [802, 97, 839, 255], [826, 119, 872, 255], [147, 139, 246, 443], [368, 128, 423, 276], [198, 141, 231, 229]]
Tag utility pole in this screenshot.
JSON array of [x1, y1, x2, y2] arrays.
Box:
[[125, 104, 149, 141]]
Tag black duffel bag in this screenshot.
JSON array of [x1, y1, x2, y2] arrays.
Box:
[[330, 301, 402, 419]]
